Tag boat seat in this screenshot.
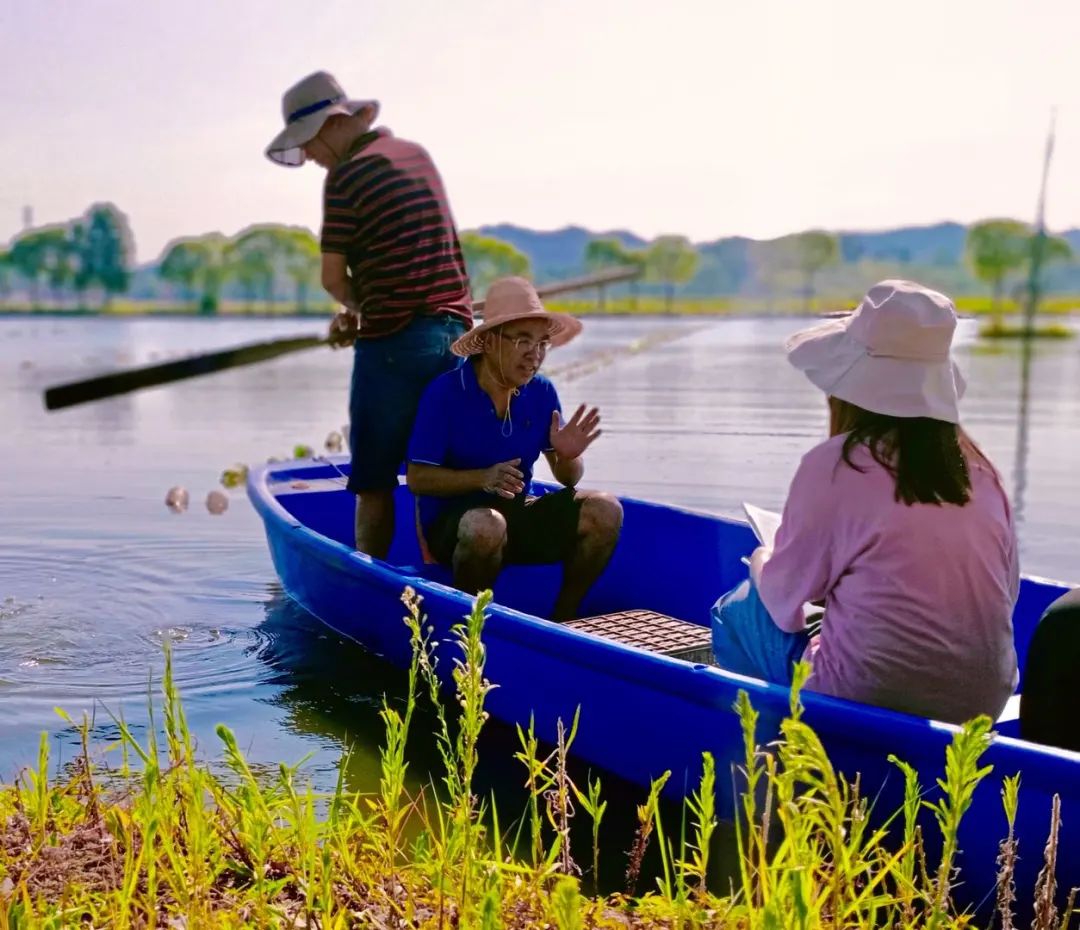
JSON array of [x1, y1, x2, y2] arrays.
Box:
[[565, 609, 714, 665], [1020, 588, 1080, 752]]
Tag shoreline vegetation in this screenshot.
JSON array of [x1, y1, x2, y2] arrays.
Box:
[[1, 295, 1078, 319], [0, 590, 1072, 928], [2, 206, 1075, 337]]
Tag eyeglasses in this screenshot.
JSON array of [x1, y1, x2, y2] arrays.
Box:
[[498, 332, 552, 354]]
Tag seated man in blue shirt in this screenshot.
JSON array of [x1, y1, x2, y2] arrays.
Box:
[[406, 277, 623, 621]]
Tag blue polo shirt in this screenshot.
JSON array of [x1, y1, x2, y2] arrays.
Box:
[[407, 360, 562, 532]]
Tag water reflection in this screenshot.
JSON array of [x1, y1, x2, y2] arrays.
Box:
[[1011, 335, 1035, 526], [255, 585, 425, 791]]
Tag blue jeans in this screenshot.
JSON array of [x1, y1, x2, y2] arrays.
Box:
[[348, 314, 466, 493], [710, 578, 812, 684]]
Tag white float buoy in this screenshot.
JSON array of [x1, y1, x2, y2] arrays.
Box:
[[206, 490, 229, 515], [165, 486, 190, 513]]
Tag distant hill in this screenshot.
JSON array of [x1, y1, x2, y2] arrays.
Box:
[[836, 222, 970, 266], [475, 220, 1080, 298], [475, 224, 648, 283]]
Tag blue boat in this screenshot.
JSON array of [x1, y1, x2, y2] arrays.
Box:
[[248, 456, 1079, 911]]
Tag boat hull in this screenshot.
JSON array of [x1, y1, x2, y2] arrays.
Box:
[[249, 458, 1080, 910]]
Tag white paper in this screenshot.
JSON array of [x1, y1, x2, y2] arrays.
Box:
[[742, 502, 781, 549]]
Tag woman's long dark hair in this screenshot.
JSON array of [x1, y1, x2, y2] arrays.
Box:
[[828, 397, 984, 506]]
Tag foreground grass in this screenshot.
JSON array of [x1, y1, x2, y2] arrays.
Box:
[[0, 590, 1074, 928]]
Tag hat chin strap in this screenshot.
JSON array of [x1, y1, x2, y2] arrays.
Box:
[[479, 338, 521, 437]]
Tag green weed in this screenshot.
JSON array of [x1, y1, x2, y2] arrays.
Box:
[[0, 590, 1073, 928]]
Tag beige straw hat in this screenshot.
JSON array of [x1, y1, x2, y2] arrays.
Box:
[[265, 71, 379, 167], [451, 277, 584, 357]]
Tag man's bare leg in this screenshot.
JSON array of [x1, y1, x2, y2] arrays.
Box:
[[355, 489, 396, 558], [453, 508, 508, 594], [552, 492, 624, 622]]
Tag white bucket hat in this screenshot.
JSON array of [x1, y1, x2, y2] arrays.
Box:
[[265, 71, 379, 167], [785, 279, 967, 424], [451, 277, 583, 357]]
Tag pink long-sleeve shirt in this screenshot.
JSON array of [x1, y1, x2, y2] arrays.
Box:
[[758, 434, 1020, 724]]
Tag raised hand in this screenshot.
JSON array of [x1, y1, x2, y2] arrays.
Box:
[[481, 458, 525, 499], [550, 404, 601, 461]]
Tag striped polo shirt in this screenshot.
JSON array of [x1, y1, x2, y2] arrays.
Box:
[[320, 127, 473, 338]]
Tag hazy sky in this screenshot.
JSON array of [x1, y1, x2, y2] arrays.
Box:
[[2, 0, 1078, 262]]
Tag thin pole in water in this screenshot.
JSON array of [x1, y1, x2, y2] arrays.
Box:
[[1012, 109, 1058, 520], [1021, 109, 1057, 338]]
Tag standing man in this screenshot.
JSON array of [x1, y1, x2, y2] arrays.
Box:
[[266, 71, 472, 557]]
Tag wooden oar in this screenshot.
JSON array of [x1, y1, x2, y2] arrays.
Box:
[[42, 265, 640, 411]]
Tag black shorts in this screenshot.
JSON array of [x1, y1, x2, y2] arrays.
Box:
[[426, 488, 582, 566]]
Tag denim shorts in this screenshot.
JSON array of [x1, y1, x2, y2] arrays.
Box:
[[348, 314, 466, 494], [710, 578, 819, 684]]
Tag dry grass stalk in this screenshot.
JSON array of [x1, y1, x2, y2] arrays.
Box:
[[1031, 794, 1062, 930]]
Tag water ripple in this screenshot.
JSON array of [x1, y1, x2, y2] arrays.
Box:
[[0, 535, 275, 721]]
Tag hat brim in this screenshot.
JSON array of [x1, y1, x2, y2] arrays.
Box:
[[786, 317, 966, 423], [265, 99, 380, 167], [451, 311, 583, 357]]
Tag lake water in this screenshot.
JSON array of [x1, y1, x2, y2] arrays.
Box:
[[2, 314, 1079, 816]]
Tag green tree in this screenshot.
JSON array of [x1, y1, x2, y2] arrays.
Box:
[[159, 239, 203, 305], [1035, 233, 1074, 273], [624, 248, 648, 310], [8, 234, 43, 308], [790, 230, 839, 312], [1017, 232, 1074, 325], [9, 225, 73, 308], [0, 249, 11, 305], [584, 238, 633, 310], [74, 203, 135, 309], [966, 219, 1031, 328], [159, 233, 228, 313], [279, 227, 321, 312], [227, 226, 282, 312], [644, 235, 699, 313], [460, 231, 531, 295]]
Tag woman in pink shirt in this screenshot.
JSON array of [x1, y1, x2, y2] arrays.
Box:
[[711, 280, 1020, 724]]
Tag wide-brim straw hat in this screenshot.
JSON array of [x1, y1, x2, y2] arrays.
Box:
[[266, 71, 379, 167], [785, 279, 967, 424], [451, 276, 584, 357]]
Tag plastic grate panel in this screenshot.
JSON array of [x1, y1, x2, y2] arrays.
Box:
[[566, 610, 714, 664]]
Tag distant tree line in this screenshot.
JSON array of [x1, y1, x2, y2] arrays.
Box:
[[965, 220, 1073, 327], [463, 231, 706, 313], [0, 205, 322, 314], [582, 231, 838, 311], [158, 225, 321, 313], [0, 207, 1073, 314], [0, 203, 135, 309]]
